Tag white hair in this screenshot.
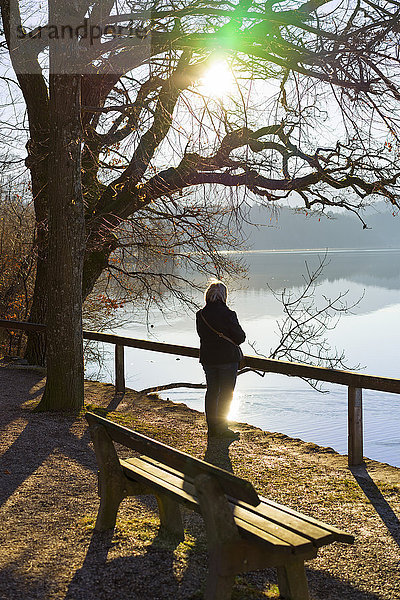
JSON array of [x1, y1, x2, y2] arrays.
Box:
[[205, 281, 227, 303]]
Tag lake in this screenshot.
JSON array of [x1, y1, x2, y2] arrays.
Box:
[[86, 249, 400, 468]]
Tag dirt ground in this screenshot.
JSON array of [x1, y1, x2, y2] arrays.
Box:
[[0, 364, 399, 600]]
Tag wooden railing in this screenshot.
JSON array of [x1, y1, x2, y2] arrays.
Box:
[[2, 318, 400, 467]]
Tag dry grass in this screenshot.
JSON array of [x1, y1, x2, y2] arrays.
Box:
[[0, 365, 399, 600]]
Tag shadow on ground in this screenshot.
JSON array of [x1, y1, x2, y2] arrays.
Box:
[[351, 465, 400, 548], [203, 435, 235, 472], [0, 368, 125, 507], [62, 523, 389, 600]]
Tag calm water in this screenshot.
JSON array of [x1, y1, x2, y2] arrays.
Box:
[[87, 249, 400, 468]]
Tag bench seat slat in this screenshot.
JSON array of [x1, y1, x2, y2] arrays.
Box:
[[231, 516, 293, 549], [121, 458, 198, 508], [254, 498, 354, 545], [232, 506, 314, 551], [232, 500, 336, 547], [124, 457, 188, 493]]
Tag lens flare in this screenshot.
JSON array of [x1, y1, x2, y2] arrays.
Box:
[[200, 61, 234, 99], [228, 389, 241, 421]]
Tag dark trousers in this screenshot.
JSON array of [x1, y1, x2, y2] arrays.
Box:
[[203, 362, 238, 432]]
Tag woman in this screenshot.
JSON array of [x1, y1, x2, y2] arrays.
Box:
[[196, 281, 246, 438]]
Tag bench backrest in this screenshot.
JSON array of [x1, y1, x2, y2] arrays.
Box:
[[86, 412, 260, 506]]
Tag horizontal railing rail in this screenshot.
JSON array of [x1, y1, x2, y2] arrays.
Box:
[[1, 318, 399, 467]]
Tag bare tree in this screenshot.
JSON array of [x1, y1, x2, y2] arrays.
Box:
[[0, 0, 399, 410], [267, 254, 362, 370], [0, 175, 36, 355]]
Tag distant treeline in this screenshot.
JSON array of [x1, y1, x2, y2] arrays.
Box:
[[244, 203, 399, 250]]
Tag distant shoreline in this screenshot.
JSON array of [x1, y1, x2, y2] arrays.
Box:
[[220, 247, 400, 255]]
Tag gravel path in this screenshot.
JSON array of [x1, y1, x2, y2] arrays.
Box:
[[0, 364, 399, 600]]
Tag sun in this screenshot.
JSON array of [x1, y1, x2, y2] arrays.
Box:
[[227, 389, 241, 421], [200, 61, 235, 99]]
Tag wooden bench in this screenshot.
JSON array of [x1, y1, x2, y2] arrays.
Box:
[[86, 412, 354, 600]]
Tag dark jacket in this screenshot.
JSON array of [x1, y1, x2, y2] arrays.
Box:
[[196, 300, 246, 365]]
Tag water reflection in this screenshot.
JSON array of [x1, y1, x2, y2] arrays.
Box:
[[88, 250, 400, 468], [241, 249, 400, 292]]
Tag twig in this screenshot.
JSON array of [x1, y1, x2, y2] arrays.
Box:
[[139, 382, 206, 394]]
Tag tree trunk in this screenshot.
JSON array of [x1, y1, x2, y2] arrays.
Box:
[[24, 133, 49, 367], [24, 252, 48, 366], [36, 66, 85, 412], [11, 72, 50, 367]]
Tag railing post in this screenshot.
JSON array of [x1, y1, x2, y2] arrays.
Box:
[[115, 344, 125, 393], [348, 386, 363, 466]]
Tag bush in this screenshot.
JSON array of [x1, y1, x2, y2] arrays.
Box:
[[0, 185, 36, 357]]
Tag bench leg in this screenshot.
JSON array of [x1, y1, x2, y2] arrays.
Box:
[[194, 473, 241, 600], [277, 559, 310, 600], [204, 557, 235, 600], [156, 493, 184, 540], [97, 480, 124, 531], [89, 424, 128, 531]]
